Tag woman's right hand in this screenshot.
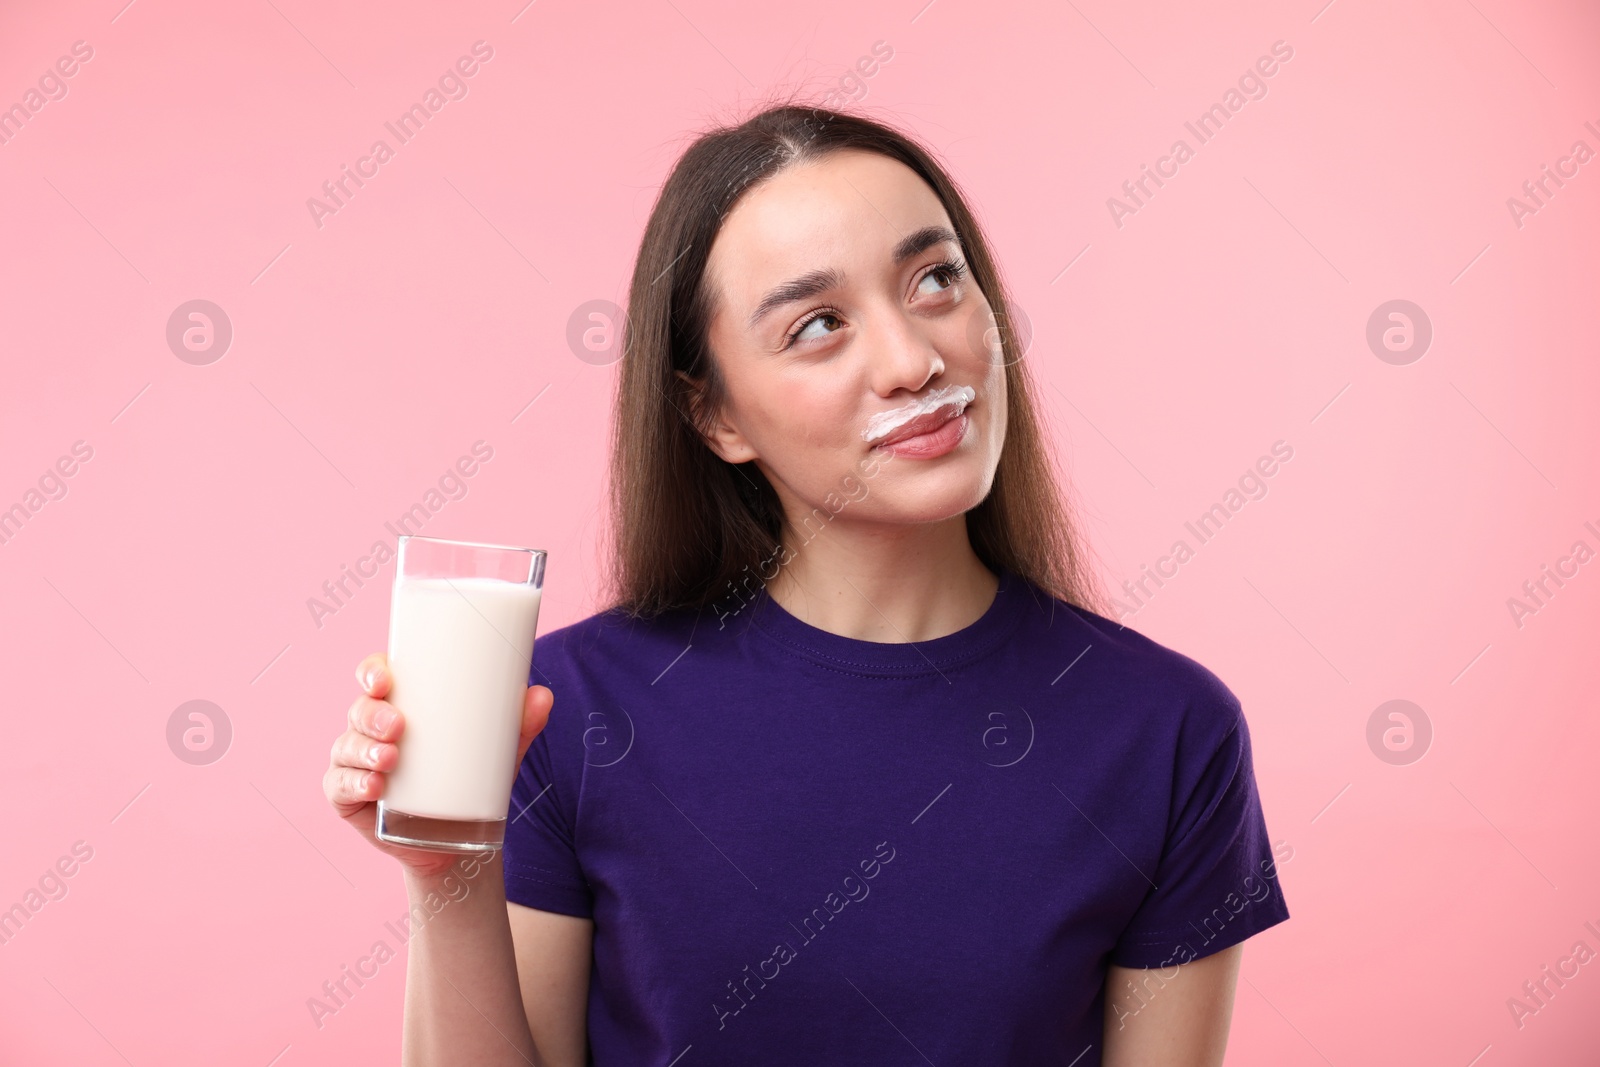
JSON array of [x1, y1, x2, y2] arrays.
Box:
[[324, 651, 555, 881]]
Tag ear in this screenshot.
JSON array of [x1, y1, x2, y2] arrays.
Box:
[[673, 369, 759, 464]]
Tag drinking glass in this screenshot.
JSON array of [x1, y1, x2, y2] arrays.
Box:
[[374, 535, 546, 853]]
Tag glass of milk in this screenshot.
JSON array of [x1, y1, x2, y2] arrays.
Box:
[[375, 535, 546, 853]]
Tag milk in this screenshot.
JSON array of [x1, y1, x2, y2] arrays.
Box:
[[381, 575, 543, 823]]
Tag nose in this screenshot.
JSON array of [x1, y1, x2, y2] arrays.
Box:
[[866, 303, 945, 398]]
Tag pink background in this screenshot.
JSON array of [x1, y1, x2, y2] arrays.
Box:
[[2, 0, 1597, 1063]]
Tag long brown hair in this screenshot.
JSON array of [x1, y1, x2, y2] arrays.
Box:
[[602, 101, 1108, 619]]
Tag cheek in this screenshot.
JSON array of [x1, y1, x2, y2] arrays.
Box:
[[746, 384, 875, 499], [939, 309, 1007, 411], [952, 299, 1001, 367], [986, 384, 1008, 449], [969, 365, 1008, 454], [745, 374, 859, 450]]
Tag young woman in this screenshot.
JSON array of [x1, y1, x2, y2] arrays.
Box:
[[325, 103, 1289, 1066]]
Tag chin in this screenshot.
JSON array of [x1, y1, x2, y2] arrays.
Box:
[[873, 459, 997, 523]]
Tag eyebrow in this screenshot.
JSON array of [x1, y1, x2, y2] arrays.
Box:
[[744, 225, 963, 330]]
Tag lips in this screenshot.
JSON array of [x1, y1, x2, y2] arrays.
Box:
[[862, 383, 977, 446], [873, 402, 969, 448], [877, 411, 969, 459]]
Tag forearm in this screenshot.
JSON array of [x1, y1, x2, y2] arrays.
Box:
[[400, 851, 542, 1067]]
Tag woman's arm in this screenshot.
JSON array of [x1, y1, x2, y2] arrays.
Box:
[[1101, 943, 1243, 1066], [329, 655, 591, 1064], [398, 855, 542, 1066], [508, 900, 593, 1065], [398, 854, 593, 1066]]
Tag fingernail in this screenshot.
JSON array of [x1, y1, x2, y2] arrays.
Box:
[[367, 743, 383, 766], [375, 706, 397, 734], [362, 665, 378, 691], [361, 772, 373, 793]]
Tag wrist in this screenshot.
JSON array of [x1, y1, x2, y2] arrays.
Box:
[[402, 847, 503, 896]]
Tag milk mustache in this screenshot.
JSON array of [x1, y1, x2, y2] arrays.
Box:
[[382, 575, 542, 822]]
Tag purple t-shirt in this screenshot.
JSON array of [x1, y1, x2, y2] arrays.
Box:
[[502, 567, 1289, 1064]]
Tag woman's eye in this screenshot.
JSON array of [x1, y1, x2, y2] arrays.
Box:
[[793, 312, 841, 344], [917, 266, 959, 297]]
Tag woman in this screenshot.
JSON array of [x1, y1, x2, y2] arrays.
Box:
[[325, 102, 1289, 1065]]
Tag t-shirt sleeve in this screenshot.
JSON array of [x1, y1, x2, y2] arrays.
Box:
[[499, 638, 595, 919], [1110, 680, 1290, 968]]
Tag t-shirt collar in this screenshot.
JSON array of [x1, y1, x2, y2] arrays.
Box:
[[739, 566, 1028, 677]]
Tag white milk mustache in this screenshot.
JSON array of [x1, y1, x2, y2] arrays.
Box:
[[861, 384, 976, 443], [382, 575, 542, 822]]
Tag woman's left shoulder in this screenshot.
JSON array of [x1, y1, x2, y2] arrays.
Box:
[[1012, 580, 1245, 739]]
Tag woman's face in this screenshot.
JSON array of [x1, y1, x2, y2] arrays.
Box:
[[698, 148, 1008, 532]]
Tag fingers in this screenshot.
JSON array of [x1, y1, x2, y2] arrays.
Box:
[[323, 763, 381, 810], [524, 684, 554, 730], [329, 727, 397, 775], [329, 656, 400, 818], [516, 685, 555, 763], [354, 651, 391, 698], [346, 692, 404, 742]]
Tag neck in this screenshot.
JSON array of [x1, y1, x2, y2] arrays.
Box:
[[762, 511, 999, 643]]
